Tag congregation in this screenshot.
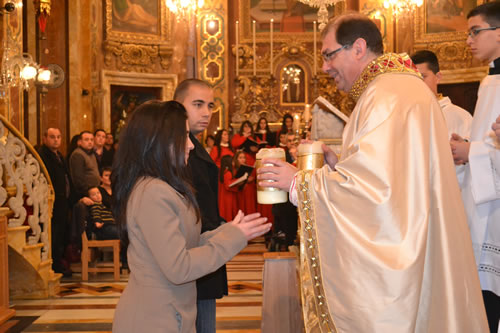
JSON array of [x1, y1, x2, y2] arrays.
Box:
[[37, 109, 303, 280]]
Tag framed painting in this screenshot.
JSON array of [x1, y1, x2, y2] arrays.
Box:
[[425, 0, 478, 34], [110, 85, 161, 141], [105, 0, 171, 44], [100, 70, 177, 135], [240, 0, 343, 41], [413, 0, 487, 82]]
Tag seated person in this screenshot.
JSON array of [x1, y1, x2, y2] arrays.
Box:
[[98, 167, 113, 209], [87, 186, 118, 240]]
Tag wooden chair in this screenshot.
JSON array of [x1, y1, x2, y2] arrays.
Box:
[[81, 231, 120, 281]]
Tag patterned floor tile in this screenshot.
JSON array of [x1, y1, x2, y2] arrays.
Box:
[[5, 240, 267, 332]]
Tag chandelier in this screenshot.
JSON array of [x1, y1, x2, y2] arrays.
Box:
[[166, 0, 204, 18], [383, 0, 423, 17], [298, 0, 343, 30]]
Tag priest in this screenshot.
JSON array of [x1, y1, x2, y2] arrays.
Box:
[[257, 13, 488, 332]]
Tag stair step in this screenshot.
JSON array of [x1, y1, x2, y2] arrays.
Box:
[[22, 243, 43, 268], [6, 226, 30, 253], [37, 259, 52, 282], [48, 273, 62, 297]]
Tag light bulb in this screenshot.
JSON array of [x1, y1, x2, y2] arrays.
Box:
[[37, 69, 51, 83], [20, 65, 37, 80]]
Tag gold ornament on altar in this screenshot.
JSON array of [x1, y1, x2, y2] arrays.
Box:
[[383, 0, 423, 17], [298, 0, 344, 30], [166, 0, 204, 18]]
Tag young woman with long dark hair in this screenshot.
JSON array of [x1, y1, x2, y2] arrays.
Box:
[[209, 129, 234, 168], [275, 113, 294, 143], [231, 120, 260, 166], [254, 117, 276, 147], [111, 100, 270, 333]]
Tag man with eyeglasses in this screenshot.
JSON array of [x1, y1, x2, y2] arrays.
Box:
[[449, 2, 500, 331], [257, 13, 487, 332]]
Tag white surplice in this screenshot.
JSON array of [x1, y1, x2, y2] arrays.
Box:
[[439, 96, 473, 186], [461, 73, 500, 297]]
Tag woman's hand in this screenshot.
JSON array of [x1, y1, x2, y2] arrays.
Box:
[[230, 211, 271, 241]]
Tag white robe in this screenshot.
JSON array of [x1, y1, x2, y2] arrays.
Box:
[[294, 69, 487, 332], [461, 73, 500, 296], [439, 96, 473, 140], [439, 96, 473, 186]]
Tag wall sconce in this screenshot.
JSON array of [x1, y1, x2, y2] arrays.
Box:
[[0, 0, 62, 96]]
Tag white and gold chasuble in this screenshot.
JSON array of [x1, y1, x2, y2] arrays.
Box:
[[296, 54, 488, 333]]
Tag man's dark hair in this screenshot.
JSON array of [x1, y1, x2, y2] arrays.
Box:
[[100, 166, 112, 177], [43, 127, 61, 137], [94, 129, 106, 136], [322, 14, 384, 55], [173, 79, 212, 102], [410, 50, 440, 74], [467, 2, 500, 26], [80, 130, 92, 137]]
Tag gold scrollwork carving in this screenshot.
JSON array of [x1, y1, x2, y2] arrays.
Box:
[[159, 45, 173, 70], [104, 41, 173, 73]]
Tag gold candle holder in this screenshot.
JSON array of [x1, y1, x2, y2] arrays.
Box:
[[297, 141, 324, 171]]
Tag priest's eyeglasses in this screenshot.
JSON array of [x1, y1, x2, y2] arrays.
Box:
[[322, 45, 348, 62], [467, 26, 500, 38]]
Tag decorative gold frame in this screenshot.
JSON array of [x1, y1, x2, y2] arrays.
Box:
[[413, 0, 487, 83], [100, 70, 177, 132], [104, 0, 171, 44], [239, 0, 345, 42]]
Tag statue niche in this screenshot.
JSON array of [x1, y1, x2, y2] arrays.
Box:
[[280, 63, 307, 105]]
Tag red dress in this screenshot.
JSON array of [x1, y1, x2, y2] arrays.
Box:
[[210, 146, 234, 168], [231, 134, 259, 166], [236, 169, 257, 215], [218, 170, 239, 222]]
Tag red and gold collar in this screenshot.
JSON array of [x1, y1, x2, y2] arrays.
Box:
[[349, 53, 421, 101]]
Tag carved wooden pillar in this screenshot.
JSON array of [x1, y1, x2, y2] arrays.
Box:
[[0, 214, 15, 325]]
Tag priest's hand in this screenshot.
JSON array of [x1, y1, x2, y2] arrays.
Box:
[[492, 115, 500, 140], [257, 158, 298, 192], [299, 139, 338, 169], [230, 210, 271, 240], [322, 143, 338, 169], [450, 133, 470, 165]]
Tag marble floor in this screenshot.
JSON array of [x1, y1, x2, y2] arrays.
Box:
[[2, 239, 266, 333]]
